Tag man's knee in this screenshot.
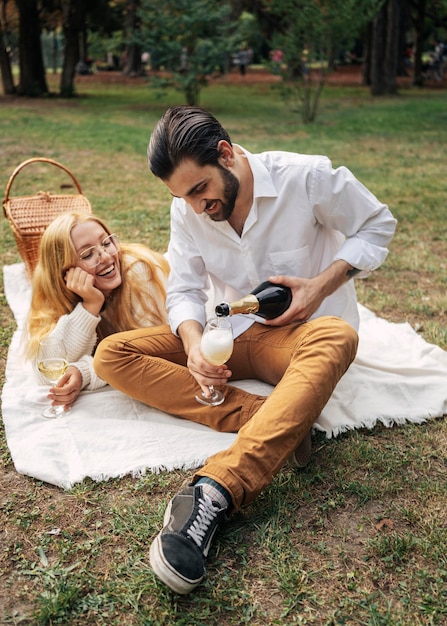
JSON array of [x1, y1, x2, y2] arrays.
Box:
[[328, 316, 358, 362], [93, 335, 121, 382], [311, 316, 359, 363]]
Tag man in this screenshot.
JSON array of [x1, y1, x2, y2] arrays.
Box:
[[94, 106, 396, 594]]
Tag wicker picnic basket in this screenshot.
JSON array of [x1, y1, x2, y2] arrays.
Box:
[[3, 157, 92, 278]]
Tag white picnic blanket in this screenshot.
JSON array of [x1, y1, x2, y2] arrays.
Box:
[[2, 262, 447, 489]]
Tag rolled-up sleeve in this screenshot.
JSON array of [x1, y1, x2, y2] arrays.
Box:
[[312, 161, 397, 277]]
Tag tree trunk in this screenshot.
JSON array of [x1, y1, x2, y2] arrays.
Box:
[[122, 0, 143, 77], [370, 0, 401, 95], [59, 0, 88, 97], [0, 1, 15, 93], [15, 0, 48, 96], [122, 42, 143, 76], [384, 0, 399, 93], [370, 2, 387, 94], [362, 23, 372, 86], [0, 0, 15, 93], [0, 36, 15, 94]]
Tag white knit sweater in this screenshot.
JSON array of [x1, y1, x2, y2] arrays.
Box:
[[34, 257, 167, 390]]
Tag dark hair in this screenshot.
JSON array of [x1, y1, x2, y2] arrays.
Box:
[[147, 106, 232, 180]]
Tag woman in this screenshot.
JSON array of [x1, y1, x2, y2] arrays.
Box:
[[25, 211, 169, 411]]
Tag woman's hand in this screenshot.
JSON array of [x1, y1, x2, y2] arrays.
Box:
[[64, 267, 105, 316], [48, 365, 83, 411]]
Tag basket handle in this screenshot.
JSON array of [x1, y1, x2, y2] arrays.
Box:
[[3, 157, 84, 204]]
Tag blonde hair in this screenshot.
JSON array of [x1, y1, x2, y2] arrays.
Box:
[[26, 212, 169, 359]]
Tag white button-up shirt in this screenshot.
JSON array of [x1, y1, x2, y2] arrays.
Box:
[[166, 148, 397, 333]]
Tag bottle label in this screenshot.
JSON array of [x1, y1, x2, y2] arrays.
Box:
[[216, 294, 259, 316]]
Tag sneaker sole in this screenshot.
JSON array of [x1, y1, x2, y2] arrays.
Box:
[[149, 534, 204, 595]]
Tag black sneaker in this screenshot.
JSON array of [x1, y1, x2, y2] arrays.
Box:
[[149, 484, 226, 594]]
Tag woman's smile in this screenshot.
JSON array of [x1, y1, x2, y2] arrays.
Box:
[[97, 263, 117, 278]]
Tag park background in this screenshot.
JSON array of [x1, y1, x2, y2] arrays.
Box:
[[1, 1, 447, 624]]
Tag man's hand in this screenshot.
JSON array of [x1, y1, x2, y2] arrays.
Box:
[[178, 320, 231, 398], [266, 260, 355, 326]]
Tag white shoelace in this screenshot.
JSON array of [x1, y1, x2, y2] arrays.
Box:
[[186, 495, 220, 548]]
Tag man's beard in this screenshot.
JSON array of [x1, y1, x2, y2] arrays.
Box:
[[206, 165, 239, 222]]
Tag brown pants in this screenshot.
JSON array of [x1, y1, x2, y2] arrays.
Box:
[[94, 316, 358, 510]]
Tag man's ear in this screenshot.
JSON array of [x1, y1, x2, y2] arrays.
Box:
[[217, 140, 234, 167]]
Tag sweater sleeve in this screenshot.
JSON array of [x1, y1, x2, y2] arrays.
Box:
[[34, 302, 104, 389], [70, 354, 108, 390]]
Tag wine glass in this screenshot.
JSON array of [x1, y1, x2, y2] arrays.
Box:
[[195, 317, 234, 407], [37, 338, 68, 418]]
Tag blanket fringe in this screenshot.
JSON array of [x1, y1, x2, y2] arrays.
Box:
[[60, 458, 210, 490], [317, 414, 431, 439]]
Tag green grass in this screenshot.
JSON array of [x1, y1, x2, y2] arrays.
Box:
[[0, 72, 446, 624]]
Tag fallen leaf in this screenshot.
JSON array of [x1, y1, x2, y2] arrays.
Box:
[[375, 518, 394, 531]]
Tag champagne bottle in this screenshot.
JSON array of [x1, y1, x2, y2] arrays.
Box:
[[215, 280, 292, 320]]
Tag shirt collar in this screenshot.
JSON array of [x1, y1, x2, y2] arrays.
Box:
[[236, 144, 278, 199]]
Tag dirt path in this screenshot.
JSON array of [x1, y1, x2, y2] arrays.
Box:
[[76, 63, 445, 90]]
